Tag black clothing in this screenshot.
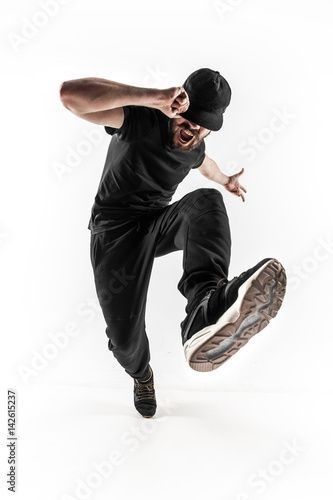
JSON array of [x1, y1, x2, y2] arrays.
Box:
[[88, 105, 206, 234], [88, 105, 231, 380], [90, 188, 231, 380]]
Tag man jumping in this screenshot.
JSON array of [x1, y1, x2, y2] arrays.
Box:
[[59, 68, 287, 418]]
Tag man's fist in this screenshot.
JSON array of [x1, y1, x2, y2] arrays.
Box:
[[157, 87, 190, 118]]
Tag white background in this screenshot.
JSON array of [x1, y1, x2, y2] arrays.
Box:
[[1, 0, 333, 499]]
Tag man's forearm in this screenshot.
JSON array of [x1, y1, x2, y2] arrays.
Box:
[[199, 155, 229, 185], [59, 77, 162, 114]]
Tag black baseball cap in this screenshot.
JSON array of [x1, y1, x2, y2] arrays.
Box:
[[179, 68, 231, 131]]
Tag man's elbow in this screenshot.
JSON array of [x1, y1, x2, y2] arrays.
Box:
[[198, 164, 212, 178], [59, 81, 73, 110], [59, 80, 83, 113]]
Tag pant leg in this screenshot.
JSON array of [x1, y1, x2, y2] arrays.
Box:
[[90, 217, 158, 379], [154, 188, 232, 313]]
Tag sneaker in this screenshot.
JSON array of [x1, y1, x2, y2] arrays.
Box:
[[133, 365, 156, 418], [181, 258, 287, 372]]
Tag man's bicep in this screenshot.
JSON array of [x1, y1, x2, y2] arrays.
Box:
[[104, 107, 127, 135], [69, 107, 125, 137], [72, 107, 125, 130]]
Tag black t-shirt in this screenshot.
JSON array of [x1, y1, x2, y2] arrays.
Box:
[[88, 105, 206, 233]]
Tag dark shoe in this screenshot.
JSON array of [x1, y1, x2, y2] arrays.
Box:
[[181, 258, 287, 372], [133, 365, 156, 418]]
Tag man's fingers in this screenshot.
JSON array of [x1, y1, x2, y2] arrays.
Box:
[[225, 182, 246, 201], [173, 88, 189, 110], [173, 96, 189, 113], [171, 107, 183, 118], [171, 101, 187, 114], [232, 188, 245, 202], [173, 88, 188, 103], [236, 189, 245, 202], [173, 96, 185, 106], [178, 87, 189, 100], [230, 183, 245, 193], [175, 93, 188, 105]]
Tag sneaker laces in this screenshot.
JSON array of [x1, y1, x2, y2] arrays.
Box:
[[134, 367, 154, 400], [135, 379, 154, 400], [216, 276, 228, 289]]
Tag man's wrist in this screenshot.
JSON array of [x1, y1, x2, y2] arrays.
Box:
[[219, 171, 230, 186], [128, 86, 164, 109]]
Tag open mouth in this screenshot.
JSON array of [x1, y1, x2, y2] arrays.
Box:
[[178, 127, 194, 144]]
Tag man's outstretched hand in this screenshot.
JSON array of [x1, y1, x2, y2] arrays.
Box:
[[223, 168, 247, 202], [156, 87, 190, 118]]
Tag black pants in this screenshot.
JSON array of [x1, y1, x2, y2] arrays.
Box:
[[90, 188, 231, 379]]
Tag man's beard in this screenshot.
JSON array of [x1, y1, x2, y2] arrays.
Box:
[[168, 121, 205, 151]]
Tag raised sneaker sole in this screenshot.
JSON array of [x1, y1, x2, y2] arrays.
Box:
[[183, 258, 287, 372]]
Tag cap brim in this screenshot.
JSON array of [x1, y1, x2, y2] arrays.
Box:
[[179, 107, 223, 131]]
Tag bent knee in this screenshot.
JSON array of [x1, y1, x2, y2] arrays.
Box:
[[188, 188, 226, 214]]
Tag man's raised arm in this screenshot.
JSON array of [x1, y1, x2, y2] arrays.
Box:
[[59, 77, 190, 127], [198, 155, 247, 202]]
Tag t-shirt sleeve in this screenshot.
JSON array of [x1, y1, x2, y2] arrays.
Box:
[[104, 105, 156, 140], [191, 142, 206, 169]]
